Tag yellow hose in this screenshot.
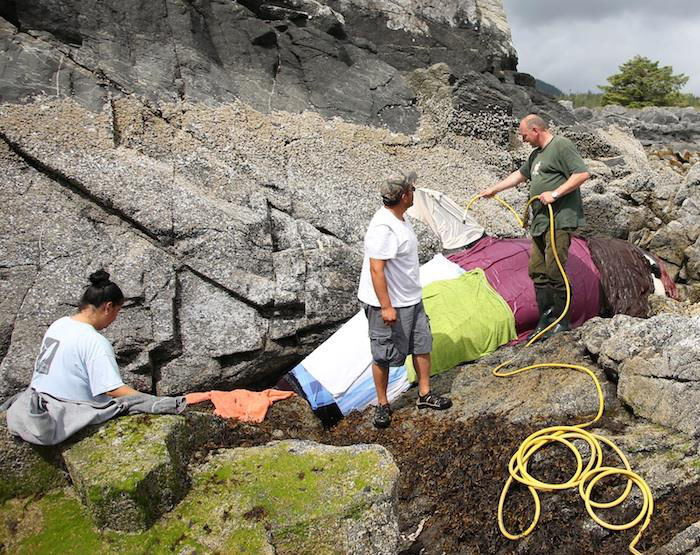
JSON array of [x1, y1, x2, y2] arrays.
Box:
[[466, 194, 654, 554], [466, 193, 524, 228]]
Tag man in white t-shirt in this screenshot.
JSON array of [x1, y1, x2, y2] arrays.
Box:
[[358, 171, 452, 428]]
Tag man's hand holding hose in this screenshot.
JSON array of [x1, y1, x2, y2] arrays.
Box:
[[538, 190, 557, 205], [479, 170, 527, 200], [479, 185, 499, 198]]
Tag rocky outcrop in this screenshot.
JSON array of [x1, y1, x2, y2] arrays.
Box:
[[182, 440, 400, 553], [327, 0, 516, 75], [2, 90, 697, 400], [0, 412, 67, 502], [573, 105, 700, 150], [4, 301, 700, 553], [0, 0, 519, 134], [648, 147, 700, 175], [0, 431, 400, 553], [448, 70, 576, 141], [63, 414, 204, 531], [582, 313, 700, 437], [630, 159, 700, 295], [449, 333, 618, 425], [384, 309, 700, 553], [654, 521, 700, 555], [0, 0, 578, 135], [541, 117, 700, 298], [0, 0, 416, 132], [0, 97, 447, 400], [0, 388, 398, 552], [3, 3, 700, 554]]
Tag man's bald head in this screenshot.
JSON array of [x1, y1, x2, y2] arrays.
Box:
[[518, 114, 552, 148], [521, 114, 549, 131]]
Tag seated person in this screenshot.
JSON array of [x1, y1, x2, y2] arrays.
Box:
[[6, 269, 185, 445], [31, 269, 140, 401]]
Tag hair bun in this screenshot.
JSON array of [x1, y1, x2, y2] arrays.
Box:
[[88, 269, 111, 287]]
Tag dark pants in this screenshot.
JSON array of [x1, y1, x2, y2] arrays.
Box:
[[528, 229, 573, 293], [528, 229, 573, 317]]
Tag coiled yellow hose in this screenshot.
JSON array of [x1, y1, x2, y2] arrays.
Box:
[[466, 194, 654, 554]]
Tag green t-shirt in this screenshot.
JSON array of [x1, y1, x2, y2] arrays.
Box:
[[519, 136, 588, 236]]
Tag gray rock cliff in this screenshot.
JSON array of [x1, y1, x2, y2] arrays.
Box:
[[0, 0, 573, 133]]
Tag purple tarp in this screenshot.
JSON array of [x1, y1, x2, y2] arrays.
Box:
[[447, 236, 601, 341]]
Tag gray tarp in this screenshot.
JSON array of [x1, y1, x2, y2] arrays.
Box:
[[5, 388, 186, 445]]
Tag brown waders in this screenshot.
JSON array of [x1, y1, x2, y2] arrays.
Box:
[[528, 228, 574, 338]]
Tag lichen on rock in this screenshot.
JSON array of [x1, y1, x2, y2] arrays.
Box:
[[0, 439, 400, 554], [0, 412, 67, 503], [62, 414, 194, 531]]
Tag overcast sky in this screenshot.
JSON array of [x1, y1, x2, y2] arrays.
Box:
[[501, 0, 700, 96]]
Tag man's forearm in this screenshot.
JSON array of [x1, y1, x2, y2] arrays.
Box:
[[482, 170, 526, 197], [369, 258, 398, 326], [498, 170, 526, 192], [552, 172, 589, 196], [106, 385, 141, 398], [370, 264, 392, 309]]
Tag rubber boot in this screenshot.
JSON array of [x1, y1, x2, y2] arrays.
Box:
[[543, 289, 571, 338], [527, 287, 555, 341]]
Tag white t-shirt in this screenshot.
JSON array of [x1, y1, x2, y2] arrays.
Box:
[[358, 207, 422, 307], [30, 317, 124, 402]]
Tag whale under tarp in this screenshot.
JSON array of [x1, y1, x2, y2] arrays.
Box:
[[446, 235, 601, 340], [277, 188, 668, 424]]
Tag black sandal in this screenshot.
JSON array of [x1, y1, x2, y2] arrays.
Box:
[[416, 392, 452, 410]]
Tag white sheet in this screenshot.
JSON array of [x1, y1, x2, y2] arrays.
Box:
[[302, 310, 373, 398], [336, 363, 412, 415], [408, 187, 484, 249], [419, 253, 466, 286], [643, 253, 666, 296], [303, 254, 465, 397]]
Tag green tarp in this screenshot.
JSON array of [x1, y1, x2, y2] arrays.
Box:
[[407, 268, 516, 382]]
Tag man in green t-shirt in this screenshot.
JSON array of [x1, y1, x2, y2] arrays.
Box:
[[478, 114, 590, 338]]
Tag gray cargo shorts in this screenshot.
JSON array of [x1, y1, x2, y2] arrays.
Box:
[[362, 301, 432, 368]]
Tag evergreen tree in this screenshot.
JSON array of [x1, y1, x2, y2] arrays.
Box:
[[600, 55, 688, 108]]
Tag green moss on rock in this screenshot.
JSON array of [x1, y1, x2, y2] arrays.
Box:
[[182, 440, 398, 553], [62, 414, 190, 531], [0, 413, 67, 502], [0, 440, 399, 554], [0, 490, 104, 554]]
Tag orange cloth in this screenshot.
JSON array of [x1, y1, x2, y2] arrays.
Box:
[[185, 388, 295, 423]]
